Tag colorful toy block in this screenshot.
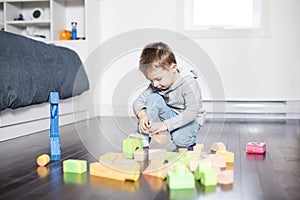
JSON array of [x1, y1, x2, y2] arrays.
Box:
[[49, 92, 61, 161], [246, 142, 266, 154], [143, 160, 172, 179], [194, 162, 212, 181], [216, 150, 234, 164], [134, 150, 147, 161], [123, 138, 143, 159], [90, 161, 140, 181], [63, 172, 87, 185], [210, 142, 226, 153], [217, 170, 234, 185], [193, 143, 204, 153], [99, 152, 126, 162], [188, 158, 212, 172], [200, 168, 217, 186], [36, 154, 50, 167], [63, 159, 87, 174], [149, 149, 166, 162], [206, 154, 227, 169], [167, 164, 195, 189], [151, 134, 167, 144]]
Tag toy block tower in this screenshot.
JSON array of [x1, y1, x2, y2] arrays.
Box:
[[49, 92, 61, 161]]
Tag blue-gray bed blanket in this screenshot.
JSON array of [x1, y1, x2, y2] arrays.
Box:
[[0, 31, 89, 111]]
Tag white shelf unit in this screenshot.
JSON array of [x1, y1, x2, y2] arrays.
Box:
[[2, 0, 85, 41]]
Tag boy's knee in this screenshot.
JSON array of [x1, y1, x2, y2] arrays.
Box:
[[147, 93, 163, 103], [172, 134, 195, 148]]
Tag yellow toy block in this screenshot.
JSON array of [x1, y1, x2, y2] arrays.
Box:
[[90, 161, 140, 181], [216, 151, 234, 164]]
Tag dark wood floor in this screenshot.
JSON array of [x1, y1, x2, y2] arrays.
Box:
[[0, 117, 299, 200]]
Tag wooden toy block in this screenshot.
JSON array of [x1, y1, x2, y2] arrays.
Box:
[[99, 153, 125, 162], [63, 159, 87, 174], [194, 162, 212, 181], [188, 158, 212, 172], [90, 175, 140, 192], [216, 151, 234, 164], [143, 160, 172, 179], [36, 166, 50, 178], [206, 154, 227, 169], [134, 150, 147, 161], [36, 154, 50, 167], [246, 142, 266, 154], [193, 143, 204, 153], [167, 164, 195, 189], [151, 134, 167, 144], [144, 174, 164, 191], [210, 142, 226, 153], [90, 161, 140, 181], [63, 172, 87, 185], [49, 92, 61, 161], [201, 168, 217, 186], [178, 148, 188, 153], [149, 149, 166, 162], [123, 138, 143, 159], [165, 151, 199, 166], [217, 170, 234, 185]]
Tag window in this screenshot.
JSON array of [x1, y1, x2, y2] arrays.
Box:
[[178, 0, 269, 37]]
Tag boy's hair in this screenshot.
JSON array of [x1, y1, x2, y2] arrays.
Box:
[[139, 42, 177, 73]]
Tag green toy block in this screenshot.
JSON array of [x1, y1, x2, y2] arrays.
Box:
[[63, 159, 87, 174], [123, 138, 143, 159], [167, 164, 195, 190], [63, 172, 87, 185], [194, 162, 212, 181], [200, 168, 217, 186]]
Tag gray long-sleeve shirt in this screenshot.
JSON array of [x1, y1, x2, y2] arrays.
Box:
[[133, 73, 206, 132]]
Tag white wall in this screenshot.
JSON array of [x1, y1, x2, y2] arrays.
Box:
[[88, 0, 300, 116]]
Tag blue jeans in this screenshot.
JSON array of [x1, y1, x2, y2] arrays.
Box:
[[145, 93, 200, 148]]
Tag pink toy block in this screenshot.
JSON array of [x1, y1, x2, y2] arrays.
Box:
[[206, 154, 226, 169], [134, 150, 147, 161], [246, 142, 266, 154]]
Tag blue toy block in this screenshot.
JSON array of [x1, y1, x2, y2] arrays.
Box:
[[49, 92, 61, 161], [49, 92, 60, 104]]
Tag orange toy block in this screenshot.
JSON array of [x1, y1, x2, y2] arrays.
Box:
[[36, 154, 50, 167], [217, 170, 234, 185], [206, 154, 227, 169], [216, 151, 234, 164], [210, 142, 226, 153], [90, 161, 140, 182]]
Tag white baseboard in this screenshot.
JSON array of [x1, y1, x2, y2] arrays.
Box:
[[99, 100, 300, 119]]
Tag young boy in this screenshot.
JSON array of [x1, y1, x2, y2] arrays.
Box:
[[133, 42, 205, 149]]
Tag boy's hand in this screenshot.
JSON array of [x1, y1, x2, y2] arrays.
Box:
[[149, 122, 168, 135], [137, 109, 151, 133]]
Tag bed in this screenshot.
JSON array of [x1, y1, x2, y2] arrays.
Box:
[[0, 31, 89, 141]]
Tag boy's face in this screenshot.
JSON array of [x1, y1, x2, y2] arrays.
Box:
[[144, 64, 178, 90]]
